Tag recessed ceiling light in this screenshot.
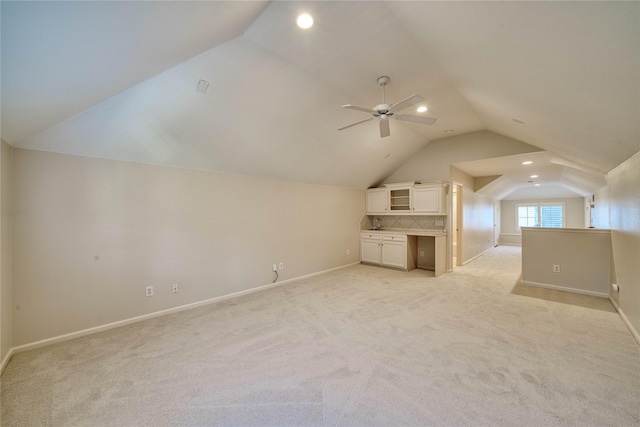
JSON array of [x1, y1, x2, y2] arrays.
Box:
[[522, 161, 533, 165], [296, 13, 313, 29], [444, 129, 454, 133], [416, 106, 427, 113], [530, 175, 539, 178], [534, 184, 541, 187]]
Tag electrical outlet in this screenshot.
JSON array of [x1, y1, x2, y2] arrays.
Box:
[[172, 283, 179, 294], [272, 264, 277, 272], [420, 251, 425, 257], [145, 286, 154, 297], [279, 262, 284, 270], [346, 249, 350, 256], [553, 265, 561, 273]]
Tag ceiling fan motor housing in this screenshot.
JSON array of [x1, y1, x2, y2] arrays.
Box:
[[377, 76, 390, 86], [374, 104, 392, 116]]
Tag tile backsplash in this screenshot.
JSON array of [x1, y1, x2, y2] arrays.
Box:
[[361, 215, 446, 231]]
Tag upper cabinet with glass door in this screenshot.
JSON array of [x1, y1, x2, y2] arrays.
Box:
[[385, 182, 415, 214]]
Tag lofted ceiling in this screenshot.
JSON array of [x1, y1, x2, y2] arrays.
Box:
[[2, 1, 638, 197]]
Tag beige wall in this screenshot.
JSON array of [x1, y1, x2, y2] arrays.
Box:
[[12, 149, 365, 346], [522, 228, 611, 296], [606, 150, 640, 339], [500, 197, 586, 244], [451, 166, 495, 264], [1, 141, 13, 364], [383, 130, 542, 185]]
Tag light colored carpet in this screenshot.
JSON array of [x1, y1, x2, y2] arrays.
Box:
[[2, 246, 639, 426]]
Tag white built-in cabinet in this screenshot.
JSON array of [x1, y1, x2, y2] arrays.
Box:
[[360, 232, 416, 270], [413, 184, 447, 215], [365, 182, 447, 215], [366, 188, 388, 214]]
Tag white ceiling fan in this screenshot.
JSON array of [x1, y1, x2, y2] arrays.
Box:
[[338, 76, 437, 138]]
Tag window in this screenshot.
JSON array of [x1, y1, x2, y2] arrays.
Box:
[[518, 203, 564, 229]]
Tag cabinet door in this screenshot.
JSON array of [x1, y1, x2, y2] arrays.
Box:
[[381, 240, 406, 269], [413, 186, 440, 214], [366, 188, 388, 214], [361, 239, 381, 264]]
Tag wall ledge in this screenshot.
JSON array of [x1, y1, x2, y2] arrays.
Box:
[[521, 227, 611, 234], [4, 262, 360, 370], [521, 280, 609, 298]]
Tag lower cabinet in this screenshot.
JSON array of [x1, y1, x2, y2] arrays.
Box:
[[360, 232, 416, 270], [360, 234, 382, 264]]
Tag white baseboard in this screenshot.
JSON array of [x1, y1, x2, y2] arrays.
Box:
[[520, 280, 608, 298], [498, 242, 522, 246], [6, 262, 360, 360], [462, 246, 494, 265], [609, 297, 640, 348], [0, 347, 14, 376]]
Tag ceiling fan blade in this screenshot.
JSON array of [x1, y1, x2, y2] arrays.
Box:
[[342, 104, 375, 113], [379, 118, 390, 138], [394, 113, 437, 125], [338, 117, 374, 131], [389, 94, 425, 113]]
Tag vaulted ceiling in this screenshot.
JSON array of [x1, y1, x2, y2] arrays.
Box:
[[2, 1, 638, 197]]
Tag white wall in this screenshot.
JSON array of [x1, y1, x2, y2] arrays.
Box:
[[12, 149, 365, 346], [590, 187, 610, 229], [1, 141, 13, 365], [500, 197, 585, 245], [606, 150, 640, 341]]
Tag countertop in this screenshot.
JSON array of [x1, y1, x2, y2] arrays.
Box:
[[360, 228, 447, 237]]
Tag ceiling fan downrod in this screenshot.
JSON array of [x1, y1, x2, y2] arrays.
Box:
[[377, 76, 389, 104]]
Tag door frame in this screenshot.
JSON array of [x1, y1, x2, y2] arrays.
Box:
[[493, 202, 500, 247], [448, 182, 463, 271]]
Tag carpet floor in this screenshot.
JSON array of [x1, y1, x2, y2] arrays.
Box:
[[2, 246, 639, 426]]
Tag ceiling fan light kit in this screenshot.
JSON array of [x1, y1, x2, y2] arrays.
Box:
[[338, 76, 437, 138]]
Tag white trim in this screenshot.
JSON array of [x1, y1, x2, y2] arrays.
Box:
[[0, 347, 14, 375], [520, 280, 608, 298], [498, 243, 522, 246], [521, 227, 610, 235], [609, 297, 640, 348], [8, 262, 360, 357], [462, 246, 494, 266]]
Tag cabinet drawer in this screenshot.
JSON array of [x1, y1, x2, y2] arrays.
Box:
[[382, 234, 406, 242], [360, 232, 382, 240]]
